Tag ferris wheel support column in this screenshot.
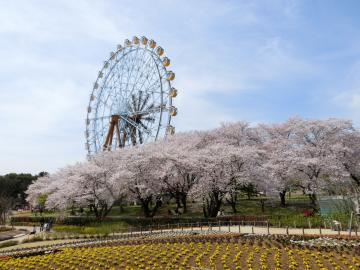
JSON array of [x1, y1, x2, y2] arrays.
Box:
[[103, 115, 120, 151], [115, 122, 122, 148]]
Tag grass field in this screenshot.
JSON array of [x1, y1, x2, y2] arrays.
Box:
[[10, 195, 357, 233], [52, 222, 129, 235], [0, 234, 359, 270]]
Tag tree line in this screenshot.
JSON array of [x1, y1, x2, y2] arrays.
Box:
[[0, 172, 47, 223], [26, 117, 360, 220]]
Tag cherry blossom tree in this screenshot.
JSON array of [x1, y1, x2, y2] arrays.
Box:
[[26, 164, 79, 211], [283, 118, 352, 208], [190, 143, 234, 217], [259, 120, 298, 206], [338, 131, 360, 188], [331, 131, 360, 213], [27, 153, 128, 220], [151, 132, 203, 213], [71, 153, 128, 220], [189, 123, 265, 217], [213, 122, 266, 213], [113, 144, 166, 218]]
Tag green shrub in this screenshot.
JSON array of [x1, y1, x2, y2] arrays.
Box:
[[53, 222, 128, 235], [0, 227, 13, 232], [10, 216, 56, 225], [11, 215, 217, 226], [21, 236, 44, 244], [0, 240, 18, 249], [83, 227, 98, 234]]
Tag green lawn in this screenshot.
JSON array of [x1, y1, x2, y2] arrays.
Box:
[[53, 221, 129, 235], [10, 194, 356, 232]]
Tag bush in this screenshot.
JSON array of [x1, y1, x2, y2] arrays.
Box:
[[0, 241, 18, 249], [11, 215, 216, 226], [10, 216, 56, 225], [21, 236, 44, 244], [0, 227, 13, 232], [53, 222, 128, 235]]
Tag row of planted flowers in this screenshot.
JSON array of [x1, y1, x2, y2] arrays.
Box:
[[0, 232, 359, 269]]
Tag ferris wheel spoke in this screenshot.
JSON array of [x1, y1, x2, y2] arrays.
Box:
[[87, 115, 112, 121], [132, 46, 149, 81], [135, 56, 160, 94], [118, 115, 152, 135], [146, 81, 164, 96], [125, 47, 141, 91], [142, 63, 161, 90], [142, 79, 162, 96], [143, 64, 166, 92], [130, 105, 165, 116], [101, 91, 116, 113], [115, 58, 127, 88], [99, 96, 114, 110], [129, 52, 154, 96], [109, 67, 123, 105]]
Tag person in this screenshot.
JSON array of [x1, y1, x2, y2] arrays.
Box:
[[40, 221, 44, 232], [332, 220, 341, 231], [30, 225, 36, 235]]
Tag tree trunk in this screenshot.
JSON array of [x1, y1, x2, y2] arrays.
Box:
[[350, 174, 360, 187], [202, 199, 208, 218], [150, 197, 163, 217], [101, 203, 114, 221], [140, 198, 152, 218], [140, 196, 162, 217], [91, 204, 99, 220], [279, 190, 286, 207], [226, 192, 237, 214], [308, 193, 318, 209], [175, 195, 181, 212], [70, 205, 75, 215], [89, 201, 114, 221], [203, 191, 223, 218], [230, 202, 237, 214], [260, 199, 265, 213], [180, 193, 187, 213]]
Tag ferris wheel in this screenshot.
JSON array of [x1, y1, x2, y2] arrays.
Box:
[[85, 36, 177, 156]]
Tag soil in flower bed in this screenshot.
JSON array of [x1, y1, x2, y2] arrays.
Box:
[[0, 234, 359, 269]]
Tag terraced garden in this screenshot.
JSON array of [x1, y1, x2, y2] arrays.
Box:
[[0, 233, 359, 270]]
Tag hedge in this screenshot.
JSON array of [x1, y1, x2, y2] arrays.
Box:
[[10, 215, 269, 226]]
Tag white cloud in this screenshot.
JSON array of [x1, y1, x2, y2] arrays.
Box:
[[331, 61, 360, 125], [0, 1, 126, 42], [333, 89, 360, 124]]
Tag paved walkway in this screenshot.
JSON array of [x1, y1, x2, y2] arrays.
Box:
[[0, 226, 32, 242], [0, 226, 50, 248], [179, 224, 359, 236]]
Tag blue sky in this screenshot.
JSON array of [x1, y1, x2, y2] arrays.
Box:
[[0, 0, 360, 174]]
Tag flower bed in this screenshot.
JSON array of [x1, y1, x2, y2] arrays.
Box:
[[290, 237, 360, 248], [0, 233, 359, 269]]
